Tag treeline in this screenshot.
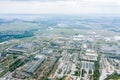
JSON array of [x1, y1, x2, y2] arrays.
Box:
[[0, 30, 35, 42], [93, 55, 101, 80]]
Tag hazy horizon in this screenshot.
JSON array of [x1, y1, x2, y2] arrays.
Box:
[[0, 0, 120, 15]]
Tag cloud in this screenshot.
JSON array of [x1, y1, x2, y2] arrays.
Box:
[[0, 0, 119, 14], [0, 0, 73, 1]]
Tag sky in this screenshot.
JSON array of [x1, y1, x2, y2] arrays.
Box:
[[0, 0, 120, 15]]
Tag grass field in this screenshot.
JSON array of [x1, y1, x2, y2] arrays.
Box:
[[106, 73, 120, 80]]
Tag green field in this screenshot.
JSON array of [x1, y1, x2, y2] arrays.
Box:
[[105, 73, 120, 80], [0, 22, 40, 31]]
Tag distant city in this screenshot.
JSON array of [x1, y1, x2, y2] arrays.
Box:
[[0, 14, 120, 80]]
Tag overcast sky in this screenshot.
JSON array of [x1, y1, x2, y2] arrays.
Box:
[[0, 0, 120, 15]]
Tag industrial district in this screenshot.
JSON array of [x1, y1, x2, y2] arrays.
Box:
[[0, 32, 120, 80]]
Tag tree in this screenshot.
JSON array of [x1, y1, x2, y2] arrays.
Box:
[[81, 69, 86, 77], [74, 71, 79, 76], [93, 57, 100, 80], [89, 69, 92, 74]]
